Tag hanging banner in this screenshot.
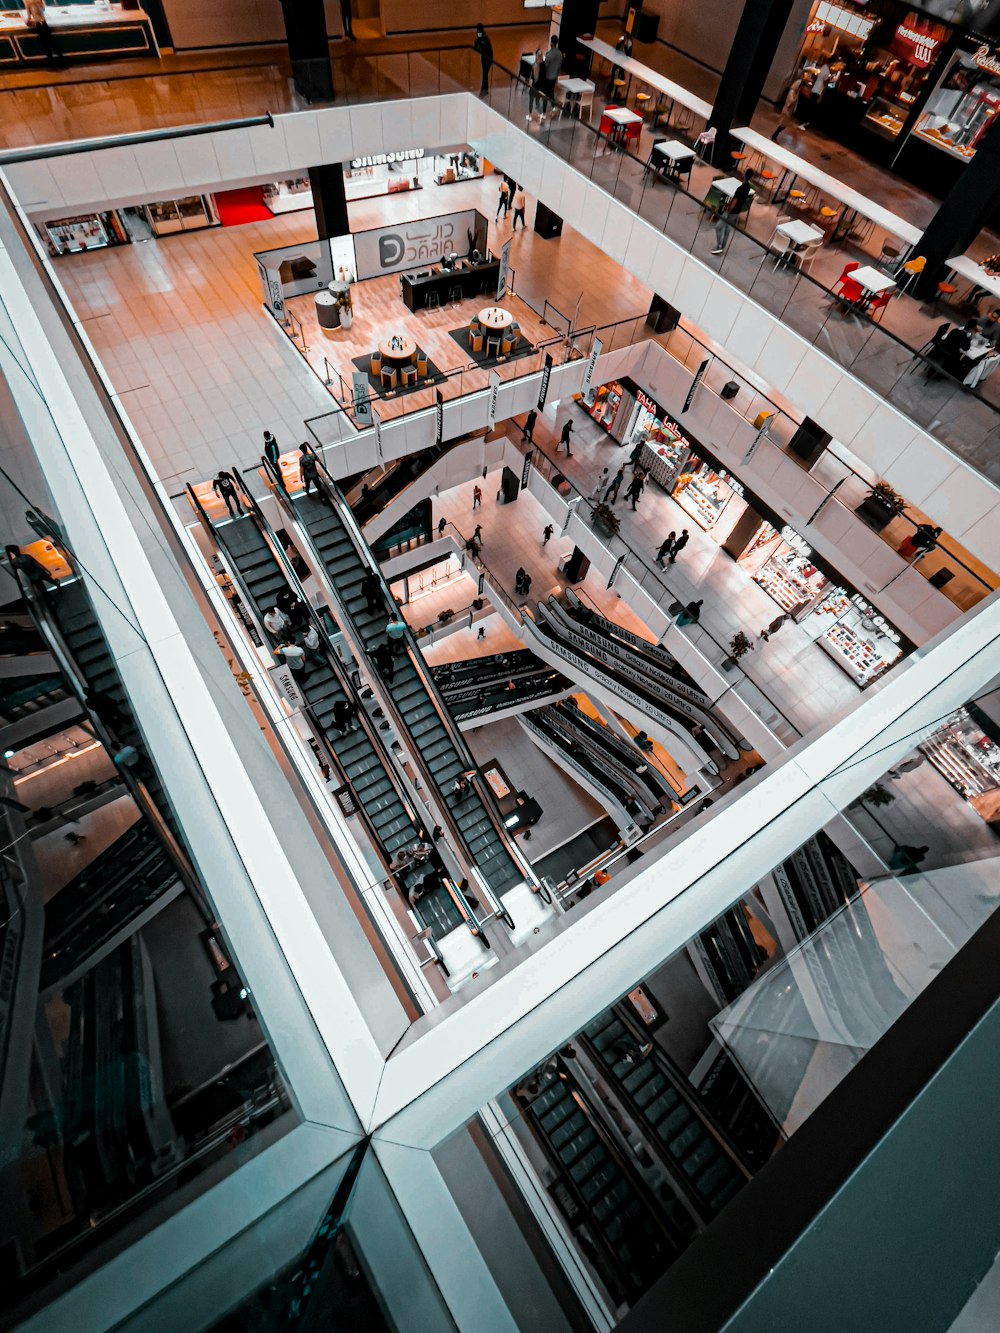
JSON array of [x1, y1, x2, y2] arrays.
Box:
[[487, 369, 501, 431], [435, 389, 444, 445], [582, 336, 604, 404], [373, 408, 384, 466], [520, 450, 533, 489], [681, 358, 710, 414], [607, 553, 626, 589], [268, 663, 304, 710], [352, 371, 372, 426], [265, 267, 284, 319], [741, 412, 775, 466], [496, 237, 513, 300], [537, 353, 553, 411], [561, 495, 581, 535]]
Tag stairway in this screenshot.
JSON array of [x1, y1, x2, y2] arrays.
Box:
[[583, 1010, 746, 1218], [215, 518, 464, 942], [292, 492, 524, 899]]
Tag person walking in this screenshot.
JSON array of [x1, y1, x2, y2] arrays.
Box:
[[212, 470, 242, 517], [361, 570, 381, 613], [373, 641, 395, 683], [771, 75, 802, 141], [542, 523, 554, 545], [656, 531, 676, 565], [605, 466, 625, 503], [299, 444, 320, 495], [676, 599, 703, 627], [539, 35, 563, 112], [522, 409, 537, 442], [521, 571, 532, 595], [386, 615, 408, 653], [263, 430, 280, 473], [474, 23, 493, 95], [437, 516, 447, 536], [668, 528, 689, 563], [340, 0, 355, 39], [512, 185, 527, 231], [559, 419, 574, 455], [496, 176, 510, 221], [589, 467, 609, 501], [263, 605, 290, 637], [527, 48, 544, 120], [276, 641, 308, 679], [472, 523, 483, 545], [712, 169, 755, 255], [624, 473, 644, 510], [303, 622, 320, 653], [333, 699, 356, 734], [472, 484, 482, 509]]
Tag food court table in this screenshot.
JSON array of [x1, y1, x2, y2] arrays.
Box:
[[948, 255, 1000, 303], [379, 334, 417, 362], [730, 126, 922, 248], [479, 306, 513, 331], [556, 75, 596, 119], [579, 36, 713, 124], [851, 267, 897, 296], [776, 220, 824, 246], [601, 106, 644, 149]]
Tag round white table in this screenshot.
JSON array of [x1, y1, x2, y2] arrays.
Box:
[[478, 306, 513, 331], [379, 333, 417, 363]]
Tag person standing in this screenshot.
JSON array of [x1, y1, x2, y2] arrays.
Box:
[[559, 419, 574, 455], [605, 466, 625, 503], [276, 641, 308, 679], [437, 516, 447, 536], [333, 699, 356, 734], [386, 615, 408, 653], [474, 23, 493, 96], [472, 484, 482, 510], [542, 523, 554, 545], [676, 599, 703, 626], [589, 468, 609, 500], [472, 523, 483, 545], [512, 185, 527, 231], [771, 75, 803, 141], [527, 48, 544, 120], [656, 532, 676, 565], [25, 0, 64, 64], [496, 176, 510, 221], [340, 0, 355, 39], [361, 570, 381, 613], [263, 430, 280, 473], [212, 470, 242, 517], [374, 641, 395, 683], [712, 169, 755, 255], [624, 473, 644, 510], [264, 605, 290, 638], [299, 444, 320, 495], [522, 409, 537, 442], [540, 36, 563, 113], [669, 529, 689, 563], [303, 622, 320, 653]]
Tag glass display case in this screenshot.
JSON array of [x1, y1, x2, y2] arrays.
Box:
[[817, 595, 903, 686], [143, 195, 217, 237], [922, 706, 1000, 823], [263, 176, 313, 215], [673, 462, 743, 532], [584, 379, 632, 440], [751, 536, 831, 617], [912, 44, 1000, 161]]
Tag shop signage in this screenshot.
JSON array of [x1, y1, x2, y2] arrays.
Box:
[[497, 237, 513, 300], [269, 663, 304, 710], [537, 353, 553, 410], [353, 209, 484, 279], [435, 388, 444, 445], [562, 495, 581, 535], [264, 266, 284, 317], [333, 785, 359, 817], [682, 359, 710, 414], [636, 387, 659, 413], [780, 524, 812, 557], [850, 593, 901, 644], [741, 413, 775, 466], [521, 451, 533, 489], [607, 553, 626, 589], [352, 371, 372, 426], [892, 21, 943, 66], [349, 149, 425, 168], [973, 42, 1000, 75], [583, 337, 603, 403], [373, 408, 384, 466], [478, 572, 486, 596], [487, 369, 501, 430]]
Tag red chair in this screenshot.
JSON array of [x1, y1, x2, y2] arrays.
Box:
[[833, 260, 862, 304], [598, 105, 619, 137], [869, 290, 893, 323]]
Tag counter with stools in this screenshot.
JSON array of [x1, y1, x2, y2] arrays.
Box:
[[401, 258, 502, 312]]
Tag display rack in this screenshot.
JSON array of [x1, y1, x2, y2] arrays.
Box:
[[675, 476, 727, 530], [754, 551, 828, 615], [922, 712, 1000, 802]]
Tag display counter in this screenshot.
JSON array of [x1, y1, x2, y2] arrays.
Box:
[[922, 706, 1000, 825], [816, 596, 902, 687], [0, 4, 157, 66], [400, 257, 500, 312]]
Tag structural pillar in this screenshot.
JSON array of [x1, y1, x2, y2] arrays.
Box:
[[709, 0, 797, 149], [556, 0, 601, 79], [280, 0, 334, 104], [914, 113, 1000, 296], [309, 164, 349, 242]]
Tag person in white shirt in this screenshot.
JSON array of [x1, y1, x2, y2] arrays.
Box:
[[512, 186, 527, 231], [263, 605, 290, 637], [276, 642, 307, 675], [303, 623, 320, 652]]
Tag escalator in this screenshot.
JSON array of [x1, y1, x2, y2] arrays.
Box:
[[520, 705, 662, 831], [513, 1059, 691, 1308], [545, 699, 676, 810], [432, 649, 570, 722], [696, 1047, 781, 1171], [207, 505, 468, 944], [284, 479, 529, 906], [694, 904, 771, 1004], [348, 441, 454, 528], [582, 1008, 749, 1221]]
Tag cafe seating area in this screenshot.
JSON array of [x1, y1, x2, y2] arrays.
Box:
[[353, 338, 443, 399], [454, 304, 530, 365]]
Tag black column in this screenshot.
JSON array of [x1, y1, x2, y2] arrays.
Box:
[[557, 0, 601, 79], [709, 0, 797, 146], [915, 114, 1000, 296], [309, 164, 349, 241], [280, 0, 333, 103]]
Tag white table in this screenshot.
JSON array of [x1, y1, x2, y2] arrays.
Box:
[[948, 254, 1000, 303], [730, 126, 922, 248], [604, 107, 643, 126], [965, 337, 993, 362], [852, 266, 897, 296], [711, 176, 741, 199], [654, 139, 696, 162], [777, 220, 824, 246], [579, 36, 713, 122], [479, 306, 513, 331], [557, 75, 595, 119]]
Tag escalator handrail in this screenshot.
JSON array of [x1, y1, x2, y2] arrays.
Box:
[[521, 710, 644, 821], [534, 705, 657, 813], [296, 448, 539, 905], [248, 459, 487, 936]]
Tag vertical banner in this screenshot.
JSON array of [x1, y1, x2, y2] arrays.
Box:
[[681, 358, 710, 414], [435, 388, 444, 445], [742, 412, 775, 466], [265, 267, 284, 319], [520, 450, 533, 490], [561, 495, 581, 536], [268, 663, 304, 710], [352, 371, 372, 426], [496, 237, 513, 300], [487, 369, 501, 431], [582, 336, 604, 405], [537, 352, 553, 411], [373, 408, 384, 466], [607, 553, 626, 589]]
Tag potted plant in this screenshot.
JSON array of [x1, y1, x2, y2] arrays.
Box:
[[438, 607, 455, 624], [331, 280, 353, 330], [591, 501, 621, 537], [855, 480, 906, 531], [723, 630, 755, 671]]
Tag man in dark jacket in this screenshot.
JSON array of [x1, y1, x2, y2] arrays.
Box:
[[474, 25, 493, 95]]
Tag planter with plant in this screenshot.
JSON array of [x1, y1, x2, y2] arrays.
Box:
[[723, 630, 755, 671], [330, 280, 353, 330], [591, 501, 621, 538], [437, 608, 455, 624], [856, 480, 906, 531]]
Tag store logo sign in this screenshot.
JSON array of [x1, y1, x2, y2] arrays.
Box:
[[850, 593, 901, 643], [781, 524, 811, 556], [636, 389, 659, 413], [894, 23, 940, 64], [973, 43, 1000, 75], [350, 149, 425, 168], [378, 233, 406, 268]]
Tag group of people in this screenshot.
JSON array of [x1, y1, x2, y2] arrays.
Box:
[[265, 587, 322, 682], [495, 177, 528, 231], [924, 310, 1000, 386], [655, 529, 690, 565], [524, 37, 564, 120]]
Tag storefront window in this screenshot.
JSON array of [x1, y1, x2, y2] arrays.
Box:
[[673, 462, 746, 535], [584, 380, 631, 439], [747, 527, 832, 616], [922, 702, 1000, 824], [813, 592, 903, 686], [913, 41, 1000, 160]]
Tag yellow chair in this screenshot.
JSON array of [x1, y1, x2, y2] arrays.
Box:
[[819, 206, 837, 219], [380, 366, 397, 392], [898, 254, 926, 295], [470, 329, 484, 354], [416, 350, 428, 376]]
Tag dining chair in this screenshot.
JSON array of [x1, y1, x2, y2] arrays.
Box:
[[370, 351, 382, 376], [416, 350, 428, 376]]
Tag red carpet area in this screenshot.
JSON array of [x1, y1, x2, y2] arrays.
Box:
[[213, 187, 271, 227]]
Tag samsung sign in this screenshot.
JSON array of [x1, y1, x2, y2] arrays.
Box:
[[350, 149, 425, 168]]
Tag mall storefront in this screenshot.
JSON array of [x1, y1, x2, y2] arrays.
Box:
[[585, 377, 910, 688]]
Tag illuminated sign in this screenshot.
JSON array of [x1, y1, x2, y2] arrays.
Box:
[[850, 593, 901, 644], [781, 524, 812, 557], [349, 149, 425, 168], [973, 43, 1000, 75], [893, 22, 942, 65]]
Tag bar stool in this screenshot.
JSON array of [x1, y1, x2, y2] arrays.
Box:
[[381, 366, 397, 391], [370, 351, 382, 377], [470, 326, 484, 353], [425, 291, 440, 309], [788, 189, 807, 210], [897, 254, 925, 294], [401, 365, 418, 387], [879, 240, 902, 271], [485, 334, 502, 358], [635, 89, 652, 116], [730, 150, 746, 166], [936, 281, 958, 306], [448, 284, 463, 304], [416, 350, 428, 376]]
